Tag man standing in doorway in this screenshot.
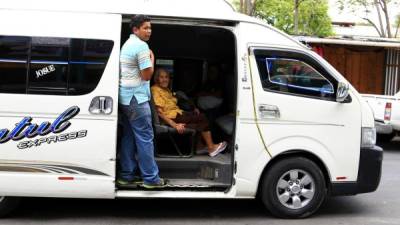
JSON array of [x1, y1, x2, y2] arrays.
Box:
[[118, 15, 166, 188]]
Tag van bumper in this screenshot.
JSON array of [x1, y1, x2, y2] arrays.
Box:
[[331, 145, 383, 196]]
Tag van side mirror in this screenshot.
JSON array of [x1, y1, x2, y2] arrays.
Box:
[[336, 81, 350, 103]]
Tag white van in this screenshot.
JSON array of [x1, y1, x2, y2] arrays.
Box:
[[0, 0, 382, 218]]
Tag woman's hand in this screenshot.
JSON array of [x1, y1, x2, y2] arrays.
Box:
[[194, 108, 200, 116], [174, 123, 186, 134]]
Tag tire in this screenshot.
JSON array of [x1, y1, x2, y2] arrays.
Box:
[[377, 133, 395, 143], [260, 157, 327, 218], [0, 197, 20, 218]]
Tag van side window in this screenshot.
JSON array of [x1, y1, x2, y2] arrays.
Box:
[[69, 39, 114, 95], [29, 37, 69, 95], [0, 35, 113, 96], [0, 36, 29, 94], [254, 50, 336, 101]]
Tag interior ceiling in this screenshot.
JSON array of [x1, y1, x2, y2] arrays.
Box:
[[148, 24, 235, 60]]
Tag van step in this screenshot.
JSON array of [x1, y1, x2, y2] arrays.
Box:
[[156, 153, 233, 184], [117, 179, 229, 190], [165, 179, 228, 188]]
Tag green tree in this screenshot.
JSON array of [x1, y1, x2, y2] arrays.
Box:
[[253, 0, 333, 37]]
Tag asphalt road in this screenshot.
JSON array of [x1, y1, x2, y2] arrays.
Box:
[[2, 140, 400, 225]]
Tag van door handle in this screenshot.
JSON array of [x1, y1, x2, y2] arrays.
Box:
[[89, 96, 113, 115], [258, 104, 280, 119]]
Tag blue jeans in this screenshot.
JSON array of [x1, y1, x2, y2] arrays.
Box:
[[119, 97, 160, 184]]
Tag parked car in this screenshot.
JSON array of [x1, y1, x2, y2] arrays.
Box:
[[362, 92, 400, 142]]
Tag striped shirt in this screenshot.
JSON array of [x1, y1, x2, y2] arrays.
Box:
[[119, 34, 152, 105]]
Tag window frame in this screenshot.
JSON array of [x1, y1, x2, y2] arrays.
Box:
[[252, 47, 341, 102]]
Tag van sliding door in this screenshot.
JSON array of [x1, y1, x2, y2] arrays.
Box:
[[0, 10, 121, 198]]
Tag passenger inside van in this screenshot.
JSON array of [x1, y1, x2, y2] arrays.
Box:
[[197, 64, 223, 111], [151, 68, 227, 157]]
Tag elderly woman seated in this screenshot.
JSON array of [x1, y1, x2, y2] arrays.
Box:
[[151, 68, 227, 157]]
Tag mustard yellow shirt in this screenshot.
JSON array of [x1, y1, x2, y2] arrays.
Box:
[[151, 85, 183, 119]]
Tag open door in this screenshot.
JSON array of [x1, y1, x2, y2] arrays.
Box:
[[0, 10, 121, 198]]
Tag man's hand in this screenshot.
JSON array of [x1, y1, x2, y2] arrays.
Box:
[[149, 49, 155, 65]]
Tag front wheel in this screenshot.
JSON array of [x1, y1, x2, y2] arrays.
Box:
[[0, 196, 20, 218], [260, 157, 327, 218]]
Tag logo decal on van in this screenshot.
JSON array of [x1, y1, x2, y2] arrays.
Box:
[[0, 161, 108, 176], [36, 64, 56, 78], [0, 106, 88, 149]]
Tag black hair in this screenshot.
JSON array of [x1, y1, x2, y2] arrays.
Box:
[[130, 15, 151, 30]]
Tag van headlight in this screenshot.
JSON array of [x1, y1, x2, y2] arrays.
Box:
[[361, 127, 376, 148]]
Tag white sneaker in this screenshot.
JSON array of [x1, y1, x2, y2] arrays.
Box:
[[209, 141, 227, 157]]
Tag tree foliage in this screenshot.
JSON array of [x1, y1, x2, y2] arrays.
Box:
[[253, 0, 333, 37]]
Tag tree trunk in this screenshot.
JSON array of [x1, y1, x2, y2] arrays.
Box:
[[380, 0, 392, 38], [248, 0, 257, 16], [243, 0, 248, 14], [374, 0, 386, 37], [363, 17, 383, 37], [239, 0, 257, 16], [246, 0, 252, 15], [294, 0, 299, 34]]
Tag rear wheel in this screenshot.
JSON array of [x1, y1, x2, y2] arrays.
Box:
[[260, 157, 327, 218], [0, 197, 20, 218]]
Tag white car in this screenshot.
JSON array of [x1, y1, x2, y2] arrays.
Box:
[[362, 92, 400, 142]]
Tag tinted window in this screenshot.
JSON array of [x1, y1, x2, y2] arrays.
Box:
[[0, 36, 113, 96], [255, 50, 336, 100], [0, 36, 29, 94], [29, 37, 69, 95], [69, 39, 114, 95]]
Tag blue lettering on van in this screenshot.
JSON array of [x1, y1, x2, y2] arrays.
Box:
[[0, 106, 80, 144], [17, 130, 87, 149]]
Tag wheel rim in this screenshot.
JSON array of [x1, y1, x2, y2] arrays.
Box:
[[276, 169, 315, 209]]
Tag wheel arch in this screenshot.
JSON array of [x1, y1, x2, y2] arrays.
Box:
[[256, 149, 332, 197]]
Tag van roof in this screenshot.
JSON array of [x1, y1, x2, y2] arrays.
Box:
[[0, 0, 305, 49], [0, 0, 250, 22]]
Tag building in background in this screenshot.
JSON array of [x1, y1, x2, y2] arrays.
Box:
[[297, 36, 400, 95], [331, 21, 400, 39]]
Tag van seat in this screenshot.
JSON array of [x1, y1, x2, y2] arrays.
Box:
[[215, 114, 235, 136], [150, 98, 197, 158]]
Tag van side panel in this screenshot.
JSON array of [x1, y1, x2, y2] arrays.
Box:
[[0, 10, 121, 198]]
